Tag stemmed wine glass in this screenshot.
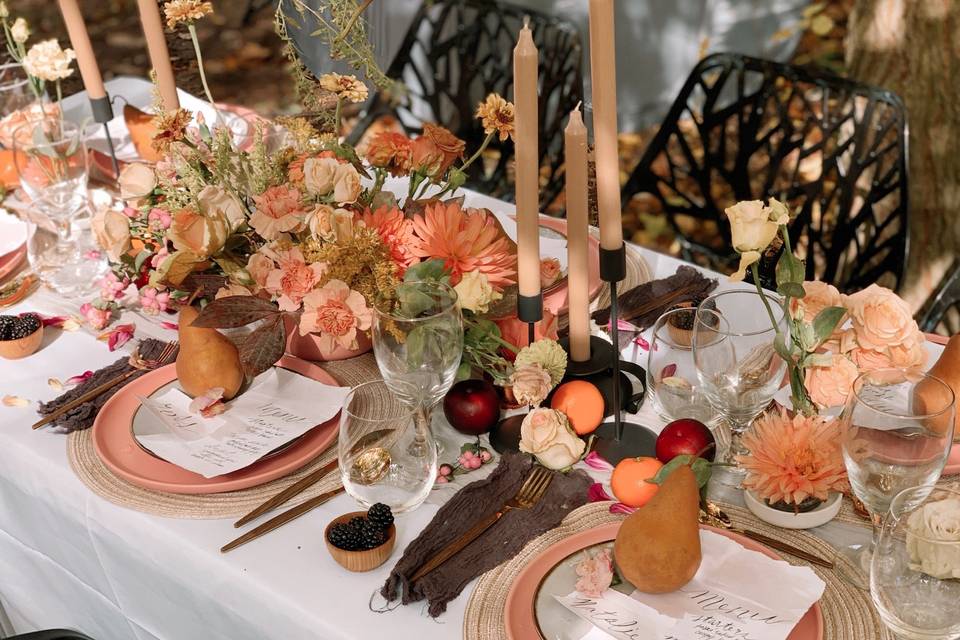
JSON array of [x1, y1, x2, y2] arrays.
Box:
[[372, 280, 464, 455], [692, 289, 788, 484], [646, 307, 716, 424], [838, 368, 956, 587]]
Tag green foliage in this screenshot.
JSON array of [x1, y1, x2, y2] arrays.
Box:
[[648, 455, 712, 489]]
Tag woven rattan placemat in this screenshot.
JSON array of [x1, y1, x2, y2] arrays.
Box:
[[463, 501, 892, 640]]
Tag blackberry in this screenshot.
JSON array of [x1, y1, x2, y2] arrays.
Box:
[[348, 516, 367, 530], [367, 503, 394, 531], [359, 521, 386, 550], [15, 314, 41, 336], [0, 315, 15, 341], [327, 522, 362, 551]]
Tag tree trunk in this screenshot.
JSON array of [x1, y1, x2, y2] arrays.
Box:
[[846, 0, 960, 308]]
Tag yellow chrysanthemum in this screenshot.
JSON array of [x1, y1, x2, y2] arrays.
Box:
[[475, 93, 515, 141], [318, 72, 369, 103], [163, 0, 214, 29]]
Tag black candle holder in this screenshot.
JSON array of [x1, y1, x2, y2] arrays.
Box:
[[556, 335, 645, 418], [488, 290, 543, 454], [89, 94, 120, 178], [590, 245, 658, 464]]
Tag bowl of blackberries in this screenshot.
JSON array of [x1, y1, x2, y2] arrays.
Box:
[[0, 313, 43, 360], [666, 296, 718, 348], [325, 503, 396, 572]]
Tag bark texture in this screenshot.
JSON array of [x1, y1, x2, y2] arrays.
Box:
[[846, 0, 960, 307]]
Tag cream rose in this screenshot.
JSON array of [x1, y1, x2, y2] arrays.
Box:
[[519, 407, 585, 470], [118, 162, 157, 201], [725, 198, 789, 281], [303, 156, 339, 196], [166, 207, 230, 259], [306, 204, 336, 241], [453, 270, 502, 314], [804, 353, 859, 409], [197, 185, 246, 232], [510, 363, 553, 407], [332, 163, 362, 204], [907, 498, 960, 579], [11, 18, 29, 44], [791, 280, 843, 322], [844, 284, 915, 351], [90, 207, 132, 262], [332, 207, 354, 241]]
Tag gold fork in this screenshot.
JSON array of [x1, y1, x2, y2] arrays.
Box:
[[409, 465, 554, 582], [32, 341, 179, 430]]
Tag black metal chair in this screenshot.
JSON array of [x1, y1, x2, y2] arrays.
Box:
[[6, 631, 95, 640], [918, 259, 960, 336], [347, 0, 584, 212], [622, 52, 909, 293]]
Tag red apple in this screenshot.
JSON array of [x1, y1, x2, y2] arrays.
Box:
[[655, 419, 716, 463], [443, 379, 501, 436]]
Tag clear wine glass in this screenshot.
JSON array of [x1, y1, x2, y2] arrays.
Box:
[[372, 280, 464, 455], [13, 119, 95, 296], [0, 63, 35, 125], [338, 380, 436, 513], [871, 485, 960, 639], [838, 368, 956, 587], [692, 289, 788, 485], [646, 307, 715, 424]]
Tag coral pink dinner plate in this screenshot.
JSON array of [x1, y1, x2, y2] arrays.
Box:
[[92, 355, 341, 494], [504, 522, 824, 640]]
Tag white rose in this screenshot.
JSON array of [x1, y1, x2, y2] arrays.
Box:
[[197, 185, 246, 232], [907, 498, 960, 579], [303, 156, 339, 196], [453, 270, 501, 314], [22, 39, 75, 82], [332, 163, 362, 204], [519, 408, 585, 470], [90, 207, 132, 262], [725, 197, 790, 281], [11, 18, 29, 45], [117, 162, 157, 200]]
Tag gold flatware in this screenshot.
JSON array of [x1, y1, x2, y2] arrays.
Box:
[[409, 465, 554, 583], [0, 274, 38, 308], [32, 341, 179, 430], [737, 529, 835, 569], [221, 486, 344, 553], [233, 428, 395, 528]]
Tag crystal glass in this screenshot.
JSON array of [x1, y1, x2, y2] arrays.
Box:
[[646, 307, 715, 423], [838, 369, 956, 587], [871, 485, 960, 639], [338, 380, 436, 513], [13, 120, 96, 296], [0, 63, 34, 122], [692, 289, 788, 483], [372, 280, 464, 453]]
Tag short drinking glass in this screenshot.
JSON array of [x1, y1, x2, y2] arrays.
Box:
[[647, 307, 716, 424]]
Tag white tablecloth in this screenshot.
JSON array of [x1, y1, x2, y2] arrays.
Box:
[[0, 188, 930, 639]]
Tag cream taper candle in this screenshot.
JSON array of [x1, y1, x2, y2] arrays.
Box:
[[136, 0, 180, 110], [565, 104, 591, 362], [58, 0, 106, 100], [514, 17, 540, 299]]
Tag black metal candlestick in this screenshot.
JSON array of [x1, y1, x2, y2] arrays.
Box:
[[590, 245, 658, 464], [89, 94, 120, 178], [489, 291, 543, 454]]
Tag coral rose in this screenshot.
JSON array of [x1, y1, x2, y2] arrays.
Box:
[[844, 284, 915, 351], [299, 279, 373, 352], [250, 185, 304, 240], [888, 332, 928, 370], [411, 136, 443, 177], [90, 207, 132, 262], [805, 353, 860, 409], [791, 281, 843, 323], [519, 407, 585, 470], [421, 123, 465, 176], [166, 207, 230, 259], [332, 163, 362, 204], [540, 258, 561, 287], [365, 132, 413, 176], [849, 345, 893, 371], [264, 247, 327, 312], [303, 156, 339, 196]]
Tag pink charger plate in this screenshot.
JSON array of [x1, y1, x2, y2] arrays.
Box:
[[504, 522, 824, 640], [0, 244, 25, 282], [92, 355, 341, 494]]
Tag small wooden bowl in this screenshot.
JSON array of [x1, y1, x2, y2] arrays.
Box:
[[0, 323, 43, 360], [324, 511, 396, 572]]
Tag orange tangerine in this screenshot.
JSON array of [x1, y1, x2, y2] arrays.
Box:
[[610, 456, 664, 507], [550, 380, 604, 435]]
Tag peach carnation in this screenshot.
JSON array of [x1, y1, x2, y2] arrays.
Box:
[[360, 205, 418, 273], [739, 409, 847, 505], [804, 353, 860, 409], [263, 247, 327, 312], [299, 279, 372, 352], [250, 185, 304, 240]]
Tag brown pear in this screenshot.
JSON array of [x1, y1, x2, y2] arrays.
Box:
[[916, 334, 960, 437], [175, 306, 244, 400], [613, 464, 702, 593]]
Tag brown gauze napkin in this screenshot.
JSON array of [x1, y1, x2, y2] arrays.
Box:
[[381, 451, 591, 616], [36, 339, 179, 432]]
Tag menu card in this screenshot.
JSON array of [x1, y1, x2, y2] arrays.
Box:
[[557, 530, 825, 640], [137, 368, 349, 478]]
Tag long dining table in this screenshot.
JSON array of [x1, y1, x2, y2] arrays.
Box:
[[0, 185, 942, 640]]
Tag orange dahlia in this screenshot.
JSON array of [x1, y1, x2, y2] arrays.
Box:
[[359, 205, 419, 274], [410, 201, 517, 288], [739, 409, 847, 506]]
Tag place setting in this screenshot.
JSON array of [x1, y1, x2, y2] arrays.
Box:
[[2, 1, 960, 640]]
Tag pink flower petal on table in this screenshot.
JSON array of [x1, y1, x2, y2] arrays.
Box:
[[2, 395, 29, 407], [582, 451, 615, 472], [60, 317, 82, 332], [65, 371, 94, 386], [609, 502, 636, 515], [660, 363, 677, 380], [159, 321, 179, 331], [47, 378, 64, 391], [188, 388, 225, 418], [82, 249, 102, 260], [97, 323, 135, 352], [633, 335, 650, 350], [588, 482, 614, 503]]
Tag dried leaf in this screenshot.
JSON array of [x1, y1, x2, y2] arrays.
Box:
[[192, 296, 281, 329], [48, 378, 64, 391], [2, 395, 29, 407], [238, 317, 286, 377], [181, 273, 229, 298], [810, 14, 834, 36]]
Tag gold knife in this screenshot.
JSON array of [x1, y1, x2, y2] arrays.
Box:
[[737, 529, 835, 569], [221, 486, 344, 553]]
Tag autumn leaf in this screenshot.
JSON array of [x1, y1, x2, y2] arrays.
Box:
[[2, 395, 29, 407], [192, 296, 281, 329], [237, 316, 286, 377]]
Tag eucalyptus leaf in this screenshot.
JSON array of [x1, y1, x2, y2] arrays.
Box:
[[405, 325, 428, 367], [649, 455, 711, 489], [777, 282, 806, 299], [396, 284, 436, 318], [774, 333, 794, 361], [404, 259, 451, 284], [812, 306, 846, 344], [798, 322, 816, 351]]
